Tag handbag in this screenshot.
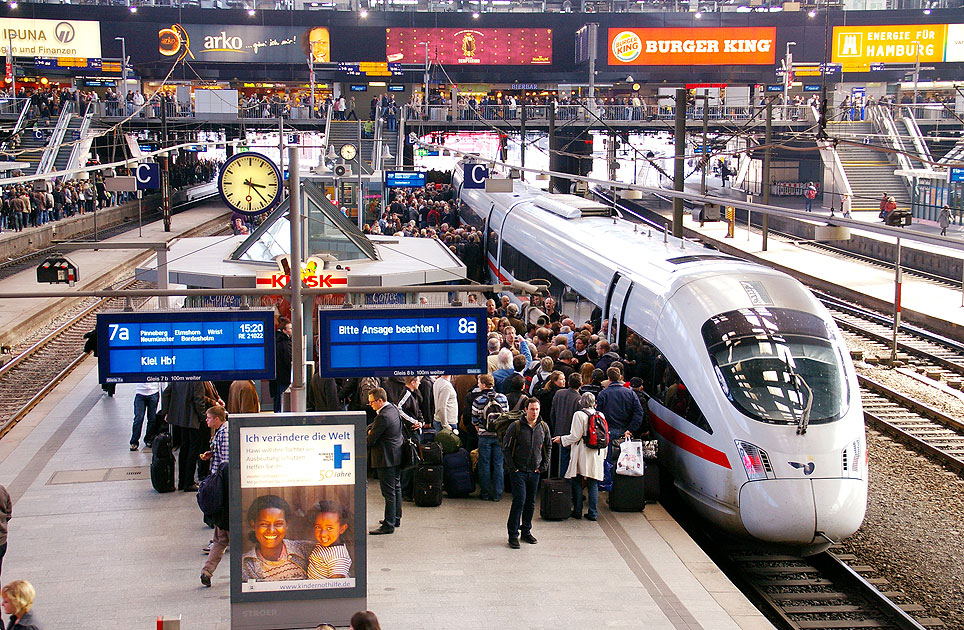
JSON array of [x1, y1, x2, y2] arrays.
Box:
[[400, 437, 421, 470], [616, 440, 645, 477]]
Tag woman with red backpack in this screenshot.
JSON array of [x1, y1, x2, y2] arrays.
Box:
[[553, 392, 607, 521]]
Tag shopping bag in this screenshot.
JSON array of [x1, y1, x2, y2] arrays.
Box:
[[616, 440, 645, 477]]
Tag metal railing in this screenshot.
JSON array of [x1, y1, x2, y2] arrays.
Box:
[[891, 102, 962, 122], [403, 102, 814, 124], [36, 100, 75, 176], [60, 104, 95, 183]]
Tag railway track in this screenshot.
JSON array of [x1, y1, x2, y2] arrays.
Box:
[[657, 483, 944, 630], [0, 280, 154, 439], [721, 546, 940, 630], [818, 292, 964, 383], [0, 191, 218, 282], [859, 374, 964, 476]]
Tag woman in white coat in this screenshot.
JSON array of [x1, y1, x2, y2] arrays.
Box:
[[553, 393, 606, 521]]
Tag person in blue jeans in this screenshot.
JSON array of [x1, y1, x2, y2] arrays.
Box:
[[554, 393, 607, 521], [472, 374, 508, 502], [502, 397, 551, 549], [130, 381, 163, 450]]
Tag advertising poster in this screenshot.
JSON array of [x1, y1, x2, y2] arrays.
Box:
[[386, 27, 551, 65], [608, 27, 776, 66], [157, 23, 330, 63], [942, 24, 964, 62], [0, 18, 101, 58], [831, 24, 946, 68], [230, 413, 367, 629]]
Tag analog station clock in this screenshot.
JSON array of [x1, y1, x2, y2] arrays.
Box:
[[340, 143, 357, 161], [218, 152, 283, 216]]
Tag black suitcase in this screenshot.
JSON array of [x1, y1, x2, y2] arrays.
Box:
[[418, 441, 443, 466], [150, 433, 176, 493], [443, 448, 475, 497], [539, 478, 572, 520], [413, 464, 443, 507], [608, 472, 646, 512], [644, 456, 660, 503]]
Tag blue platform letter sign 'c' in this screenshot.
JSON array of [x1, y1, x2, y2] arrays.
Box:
[[463, 164, 488, 189], [135, 163, 161, 190]]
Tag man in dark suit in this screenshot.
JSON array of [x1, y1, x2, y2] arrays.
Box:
[[367, 387, 404, 535]]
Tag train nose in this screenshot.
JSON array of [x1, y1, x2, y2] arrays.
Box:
[[739, 479, 867, 545]]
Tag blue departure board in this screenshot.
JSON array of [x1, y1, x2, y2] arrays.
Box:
[[385, 171, 427, 188], [317, 307, 487, 378], [97, 310, 276, 384]]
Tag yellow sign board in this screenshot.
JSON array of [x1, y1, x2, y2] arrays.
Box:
[[832, 24, 946, 69]]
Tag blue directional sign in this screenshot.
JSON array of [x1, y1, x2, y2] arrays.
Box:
[[96, 310, 276, 384], [949, 167, 964, 183], [463, 164, 489, 189], [317, 307, 487, 378], [135, 163, 160, 190], [385, 171, 426, 188]]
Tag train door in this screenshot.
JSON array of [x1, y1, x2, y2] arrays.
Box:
[[604, 272, 634, 348]]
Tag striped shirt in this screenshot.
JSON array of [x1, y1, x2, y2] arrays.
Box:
[[306, 544, 352, 580]]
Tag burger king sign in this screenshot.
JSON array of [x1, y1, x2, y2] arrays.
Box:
[[611, 31, 642, 63]]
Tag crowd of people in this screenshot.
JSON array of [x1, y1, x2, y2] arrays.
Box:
[[0, 156, 218, 234]]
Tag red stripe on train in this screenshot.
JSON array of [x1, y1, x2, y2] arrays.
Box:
[[486, 256, 511, 285], [650, 410, 731, 469]]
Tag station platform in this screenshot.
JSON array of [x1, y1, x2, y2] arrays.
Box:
[[0, 203, 230, 348], [643, 179, 964, 335], [0, 355, 774, 630]]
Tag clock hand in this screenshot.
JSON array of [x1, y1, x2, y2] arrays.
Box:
[[244, 179, 268, 189], [250, 186, 269, 203]]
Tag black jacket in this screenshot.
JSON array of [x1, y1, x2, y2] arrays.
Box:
[[274, 330, 292, 387], [161, 382, 206, 429], [367, 403, 404, 468], [307, 375, 341, 412]]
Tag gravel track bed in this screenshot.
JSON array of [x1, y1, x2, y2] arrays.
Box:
[[839, 332, 964, 628]]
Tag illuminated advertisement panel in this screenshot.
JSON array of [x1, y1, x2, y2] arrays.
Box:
[[229, 412, 367, 629], [386, 28, 551, 65], [831, 24, 946, 68], [608, 27, 776, 66], [157, 23, 330, 63]]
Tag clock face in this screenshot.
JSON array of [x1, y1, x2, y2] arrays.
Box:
[[218, 152, 282, 216], [340, 143, 357, 161]]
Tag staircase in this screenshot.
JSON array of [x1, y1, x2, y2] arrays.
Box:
[[14, 124, 51, 174], [835, 122, 912, 211], [327, 121, 375, 174], [50, 113, 86, 173]]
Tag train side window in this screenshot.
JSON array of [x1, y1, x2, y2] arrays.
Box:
[[503, 242, 520, 277], [458, 201, 483, 232], [487, 229, 499, 259], [657, 363, 712, 434], [624, 326, 712, 435]]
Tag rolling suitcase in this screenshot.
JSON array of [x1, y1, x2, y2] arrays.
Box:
[[418, 441, 443, 466], [608, 472, 646, 512], [150, 433, 176, 493], [413, 464, 443, 507], [539, 478, 572, 520], [442, 448, 475, 497]]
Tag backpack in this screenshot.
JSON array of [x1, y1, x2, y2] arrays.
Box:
[[530, 372, 549, 396], [805, 186, 816, 200], [197, 462, 230, 529], [481, 392, 506, 433], [584, 410, 610, 450]]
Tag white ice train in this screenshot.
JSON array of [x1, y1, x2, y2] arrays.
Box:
[[453, 165, 867, 554]]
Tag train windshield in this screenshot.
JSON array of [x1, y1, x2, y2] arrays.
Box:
[[702, 307, 848, 426]]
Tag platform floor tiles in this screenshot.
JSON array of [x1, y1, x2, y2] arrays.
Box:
[[0, 360, 771, 630]]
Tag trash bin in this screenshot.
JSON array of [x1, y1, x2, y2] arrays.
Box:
[[886, 210, 912, 227]]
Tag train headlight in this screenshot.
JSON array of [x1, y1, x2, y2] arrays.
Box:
[[842, 439, 864, 479], [735, 440, 773, 481]]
